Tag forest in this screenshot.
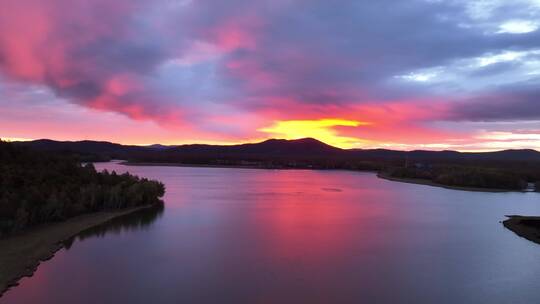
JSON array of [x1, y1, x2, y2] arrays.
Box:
[[0, 141, 165, 237], [9, 138, 540, 195], [383, 165, 535, 191]]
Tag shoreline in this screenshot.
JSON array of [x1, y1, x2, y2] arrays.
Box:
[[123, 161, 524, 193], [503, 216, 540, 245], [121, 161, 292, 170], [0, 204, 156, 297], [376, 173, 519, 193], [2, 162, 537, 299]]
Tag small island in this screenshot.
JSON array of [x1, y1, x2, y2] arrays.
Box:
[[0, 141, 165, 296]]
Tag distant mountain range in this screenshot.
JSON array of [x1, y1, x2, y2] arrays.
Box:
[[14, 138, 540, 162]]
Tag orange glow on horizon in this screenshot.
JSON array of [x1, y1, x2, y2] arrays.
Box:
[[258, 118, 371, 149], [1, 137, 33, 142]]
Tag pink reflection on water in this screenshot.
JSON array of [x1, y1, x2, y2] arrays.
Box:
[[247, 170, 397, 264]]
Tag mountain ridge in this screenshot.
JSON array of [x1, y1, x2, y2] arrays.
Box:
[[10, 137, 540, 162]]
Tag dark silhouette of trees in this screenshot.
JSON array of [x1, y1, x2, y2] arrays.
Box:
[[62, 203, 164, 250], [0, 141, 165, 236], [384, 165, 528, 190]]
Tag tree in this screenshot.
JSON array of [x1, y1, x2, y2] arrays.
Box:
[[0, 141, 165, 236]]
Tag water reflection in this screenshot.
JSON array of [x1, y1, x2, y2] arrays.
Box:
[[3, 165, 540, 304], [63, 203, 164, 250]]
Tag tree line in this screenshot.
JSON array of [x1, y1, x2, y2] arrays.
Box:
[[0, 141, 165, 237], [383, 165, 534, 191]]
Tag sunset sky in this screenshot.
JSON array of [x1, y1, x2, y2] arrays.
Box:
[[1, 0, 539, 151]]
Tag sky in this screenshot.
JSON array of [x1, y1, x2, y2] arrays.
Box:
[[1, 0, 539, 151]]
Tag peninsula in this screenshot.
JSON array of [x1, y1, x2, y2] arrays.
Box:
[[0, 141, 165, 295]]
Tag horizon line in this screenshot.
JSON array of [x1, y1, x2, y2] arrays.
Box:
[[2, 137, 539, 154]]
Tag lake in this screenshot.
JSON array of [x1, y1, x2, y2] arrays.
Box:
[[3, 162, 540, 303]]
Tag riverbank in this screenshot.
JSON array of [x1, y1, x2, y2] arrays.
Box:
[[122, 161, 284, 169], [503, 216, 540, 245], [124, 161, 522, 193], [0, 204, 157, 297], [377, 173, 520, 193]]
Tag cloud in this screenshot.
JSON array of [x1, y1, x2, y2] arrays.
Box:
[[0, 0, 539, 150], [0, 0, 181, 123], [497, 20, 540, 34], [259, 119, 370, 148], [446, 86, 540, 121]]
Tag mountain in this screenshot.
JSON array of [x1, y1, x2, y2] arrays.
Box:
[[15, 139, 152, 161], [350, 148, 540, 162], [11, 137, 540, 193], [146, 144, 176, 150], [12, 138, 347, 163], [168, 138, 344, 157], [13, 138, 540, 163], [466, 149, 540, 161], [22, 139, 140, 154]]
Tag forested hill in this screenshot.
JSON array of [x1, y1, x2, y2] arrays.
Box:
[[16, 138, 344, 160], [0, 141, 165, 237], [16, 138, 540, 163], [13, 137, 540, 191]]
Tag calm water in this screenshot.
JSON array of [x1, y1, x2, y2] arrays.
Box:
[[3, 163, 540, 303]]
